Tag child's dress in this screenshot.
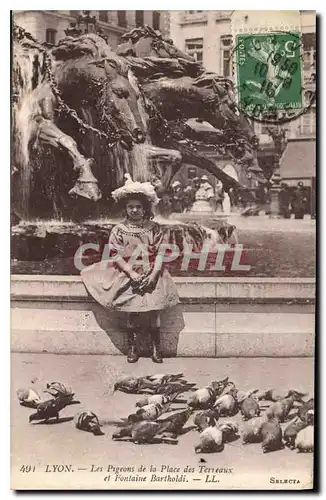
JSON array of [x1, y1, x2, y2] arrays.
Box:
[[81, 220, 180, 312]]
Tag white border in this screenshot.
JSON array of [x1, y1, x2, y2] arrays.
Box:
[[3, 3, 323, 498]]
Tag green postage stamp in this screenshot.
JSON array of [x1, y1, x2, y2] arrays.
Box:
[[235, 32, 303, 118]]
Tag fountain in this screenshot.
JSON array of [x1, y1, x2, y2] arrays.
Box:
[[11, 22, 267, 275]]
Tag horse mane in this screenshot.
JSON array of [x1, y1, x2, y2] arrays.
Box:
[[52, 33, 118, 61]]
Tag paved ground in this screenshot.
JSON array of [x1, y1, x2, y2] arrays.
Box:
[[226, 213, 315, 232], [11, 353, 314, 490]]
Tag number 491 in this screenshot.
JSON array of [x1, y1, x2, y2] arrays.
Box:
[[20, 465, 35, 473]]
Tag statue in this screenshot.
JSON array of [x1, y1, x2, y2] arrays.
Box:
[[64, 21, 82, 38], [12, 24, 101, 219], [191, 175, 215, 213], [12, 22, 266, 221]]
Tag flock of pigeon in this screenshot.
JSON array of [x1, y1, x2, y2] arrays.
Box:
[[17, 373, 314, 454]]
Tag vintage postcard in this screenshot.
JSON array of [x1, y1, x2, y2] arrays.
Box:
[[11, 10, 316, 490]]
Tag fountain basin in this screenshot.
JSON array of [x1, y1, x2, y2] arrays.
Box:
[[11, 217, 315, 277], [11, 218, 239, 274], [170, 211, 229, 225]]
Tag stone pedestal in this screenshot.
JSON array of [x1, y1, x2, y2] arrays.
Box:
[[270, 186, 281, 219], [172, 198, 229, 224], [11, 275, 315, 357], [269, 165, 282, 219], [190, 199, 213, 214]]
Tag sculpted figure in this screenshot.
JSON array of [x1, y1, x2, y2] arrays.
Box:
[[12, 23, 265, 220]]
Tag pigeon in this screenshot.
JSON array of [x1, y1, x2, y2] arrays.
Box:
[[235, 389, 259, 404], [295, 425, 314, 453], [144, 373, 185, 385], [156, 381, 197, 395], [135, 393, 181, 408], [194, 412, 211, 432], [44, 381, 74, 398], [297, 398, 314, 424], [113, 376, 157, 394], [29, 395, 77, 423], [295, 412, 314, 453], [260, 389, 286, 402], [260, 388, 306, 403], [255, 389, 269, 401], [156, 408, 193, 438], [194, 417, 224, 453], [133, 421, 178, 444], [210, 377, 230, 396], [241, 396, 261, 420], [261, 417, 284, 453], [127, 401, 171, 423], [266, 391, 304, 422], [242, 415, 268, 444], [284, 416, 309, 449], [112, 423, 134, 440], [75, 411, 104, 436], [112, 421, 160, 443], [112, 421, 177, 445], [213, 389, 238, 416], [194, 409, 220, 432], [188, 386, 217, 409], [219, 381, 236, 397], [17, 388, 41, 409], [188, 378, 228, 410], [218, 422, 239, 443]]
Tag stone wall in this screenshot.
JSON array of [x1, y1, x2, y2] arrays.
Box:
[[11, 275, 315, 357]]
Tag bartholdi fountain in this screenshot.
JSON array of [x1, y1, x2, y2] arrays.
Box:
[[11, 23, 266, 275]]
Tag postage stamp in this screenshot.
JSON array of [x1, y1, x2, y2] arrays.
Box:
[[235, 32, 303, 120]]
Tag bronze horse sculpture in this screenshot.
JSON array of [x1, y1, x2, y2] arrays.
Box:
[[12, 23, 265, 221]]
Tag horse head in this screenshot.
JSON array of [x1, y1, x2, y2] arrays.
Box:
[[53, 34, 148, 151]]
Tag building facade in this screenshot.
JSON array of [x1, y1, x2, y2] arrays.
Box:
[[169, 11, 233, 75], [13, 10, 166, 49], [168, 10, 316, 198], [169, 10, 315, 142]]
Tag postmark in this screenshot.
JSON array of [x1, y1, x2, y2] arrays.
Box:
[[231, 31, 315, 124]]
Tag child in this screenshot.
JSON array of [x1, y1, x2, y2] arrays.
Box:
[[81, 174, 180, 363]]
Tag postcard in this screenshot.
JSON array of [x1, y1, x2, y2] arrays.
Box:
[[11, 9, 315, 490]]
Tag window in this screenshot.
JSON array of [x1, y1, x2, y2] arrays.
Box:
[[135, 11, 144, 27], [254, 122, 271, 135], [220, 36, 232, 77], [296, 108, 316, 137], [152, 11, 160, 31], [185, 38, 203, 62], [186, 10, 203, 14], [117, 11, 127, 28], [98, 11, 108, 23], [45, 28, 56, 45], [303, 48, 316, 72], [302, 32, 316, 80], [311, 108, 316, 136], [302, 113, 311, 135]]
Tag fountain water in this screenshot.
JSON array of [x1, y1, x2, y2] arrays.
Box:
[[129, 143, 150, 182]]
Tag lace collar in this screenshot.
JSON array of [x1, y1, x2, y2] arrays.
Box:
[[118, 219, 155, 235]]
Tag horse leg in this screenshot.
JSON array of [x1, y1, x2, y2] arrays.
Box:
[[34, 116, 102, 201]]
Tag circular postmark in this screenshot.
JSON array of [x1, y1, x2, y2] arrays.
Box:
[[229, 31, 316, 125]]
